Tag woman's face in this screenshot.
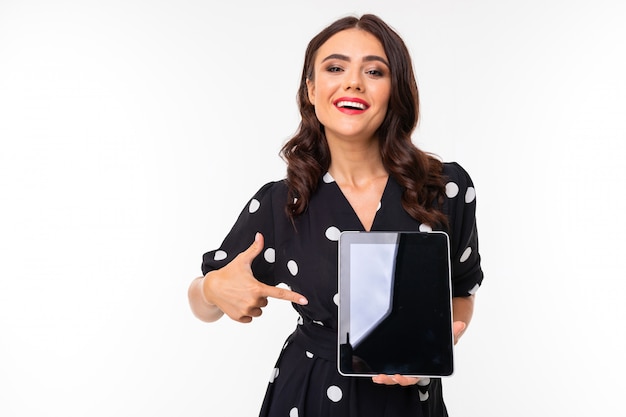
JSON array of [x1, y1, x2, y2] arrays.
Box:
[[307, 28, 391, 145]]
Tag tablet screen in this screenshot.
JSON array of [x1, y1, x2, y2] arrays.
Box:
[[338, 231, 454, 377]]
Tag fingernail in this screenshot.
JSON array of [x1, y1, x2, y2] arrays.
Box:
[[299, 297, 308, 305]]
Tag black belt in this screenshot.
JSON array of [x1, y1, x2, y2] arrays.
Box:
[[290, 318, 337, 362]]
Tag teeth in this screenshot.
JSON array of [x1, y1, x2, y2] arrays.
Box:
[[336, 100, 366, 110]]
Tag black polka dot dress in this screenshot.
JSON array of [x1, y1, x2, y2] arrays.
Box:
[[201, 162, 484, 417]]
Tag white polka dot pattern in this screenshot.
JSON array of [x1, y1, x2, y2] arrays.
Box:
[[417, 377, 431, 386], [460, 247, 472, 263], [326, 385, 343, 402], [249, 198, 260, 213], [199, 163, 482, 412], [264, 248, 276, 263], [445, 181, 459, 198], [287, 260, 298, 276], [269, 367, 279, 383], [325, 226, 341, 241]]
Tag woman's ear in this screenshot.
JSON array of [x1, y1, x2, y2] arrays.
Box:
[[306, 78, 315, 105]]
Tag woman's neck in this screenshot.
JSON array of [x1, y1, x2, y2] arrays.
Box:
[[326, 136, 386, 186]]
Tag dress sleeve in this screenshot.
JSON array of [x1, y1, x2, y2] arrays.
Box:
[[442, 162, 484, 297], [200, 181, 279, 286]]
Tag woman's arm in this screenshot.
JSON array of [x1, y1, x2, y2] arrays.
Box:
[[452, 294, 475, 344], [188, 274, 225, 323]]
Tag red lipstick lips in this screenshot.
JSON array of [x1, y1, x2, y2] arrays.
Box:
[[333, 97, 370, 114]]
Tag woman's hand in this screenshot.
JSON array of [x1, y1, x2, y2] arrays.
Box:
[[201, 232, 308, 323], [453, 320, 467, 345], [372, 374, 420, 386], [371, 320, 468, 386]]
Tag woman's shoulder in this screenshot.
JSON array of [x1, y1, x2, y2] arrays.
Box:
[[250, 179, 289, 202], [441, 161, 477, 189], [253, 179, 287, 193]]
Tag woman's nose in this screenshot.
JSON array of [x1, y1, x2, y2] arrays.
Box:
[[344, 71, 363, 92]]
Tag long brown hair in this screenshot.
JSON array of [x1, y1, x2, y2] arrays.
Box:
[[280, 14, 448, 228]]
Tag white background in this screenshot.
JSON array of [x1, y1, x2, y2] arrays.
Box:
[[1, 0, 625, 415]]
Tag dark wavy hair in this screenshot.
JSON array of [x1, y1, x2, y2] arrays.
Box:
[[280, 14, 448, 228]]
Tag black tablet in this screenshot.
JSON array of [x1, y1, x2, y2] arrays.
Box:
[[337, 231, 454, 378]]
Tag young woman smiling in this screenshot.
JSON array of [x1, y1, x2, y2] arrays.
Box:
[[188, 14, 483, 417]]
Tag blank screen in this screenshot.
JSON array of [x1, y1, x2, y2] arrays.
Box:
[[338, 231, 454, 377]]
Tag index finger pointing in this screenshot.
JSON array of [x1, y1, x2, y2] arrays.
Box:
[[263, 284, 308, 305]]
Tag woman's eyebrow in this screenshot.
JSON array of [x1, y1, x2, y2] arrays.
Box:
[[321, 53, 389, 68]]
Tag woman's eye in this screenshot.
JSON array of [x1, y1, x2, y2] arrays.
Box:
[[327, 66, 343, 73], [366, 69, 384, 77]]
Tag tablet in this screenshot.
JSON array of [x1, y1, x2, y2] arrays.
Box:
[[337, 231, 454, 378]]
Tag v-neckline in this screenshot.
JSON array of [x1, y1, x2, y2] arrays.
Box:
[[326, 173, 391, 232]]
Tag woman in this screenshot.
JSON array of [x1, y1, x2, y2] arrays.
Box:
[[188, 14, 483, 417]]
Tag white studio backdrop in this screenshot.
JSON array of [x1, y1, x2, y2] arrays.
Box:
[[1, 0, 624, 416]]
